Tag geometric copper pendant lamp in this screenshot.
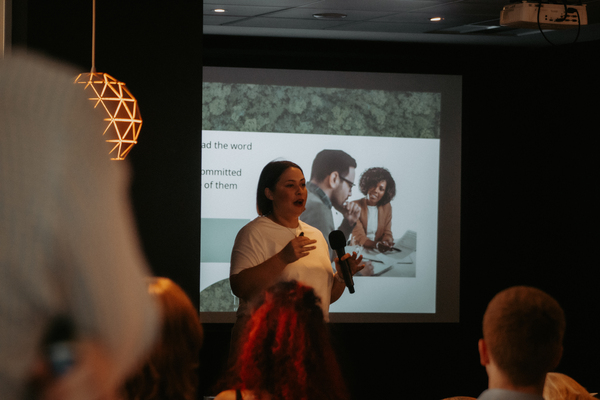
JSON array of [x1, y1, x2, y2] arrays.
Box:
[[74, 72, 142, 160], [74, 0, 141, 160]]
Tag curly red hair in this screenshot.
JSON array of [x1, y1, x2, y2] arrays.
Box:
[[226, 281, 348, 400]]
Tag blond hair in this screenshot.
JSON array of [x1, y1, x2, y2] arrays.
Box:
[[544, 372, 596, 400]]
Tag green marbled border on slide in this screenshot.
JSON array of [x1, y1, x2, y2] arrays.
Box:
[[202, 83, 440, 139]]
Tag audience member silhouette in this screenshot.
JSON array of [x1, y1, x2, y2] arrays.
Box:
[[1, 50, 160, 400], [442, 397, 477, 400], [476, 286, 566, 400], [543, 372, 596, 400], [215, 280, 349, 400], [123, 277, 203, 400]]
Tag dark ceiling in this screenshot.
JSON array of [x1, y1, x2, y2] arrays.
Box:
[[204, 0, 600, 47]]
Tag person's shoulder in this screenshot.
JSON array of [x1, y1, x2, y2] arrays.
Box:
[[234, 217, 261, 242], [380, 201, 392, 211], [304, 192, 328, 214], [476, 389, 543, 400], [1, 50, 79, 80], [214, 389, 269, 400], [237, 216, 271, 232], [214, 390, 237, 400], [235, 216, 284, 241], [305, 189, 322, 204]]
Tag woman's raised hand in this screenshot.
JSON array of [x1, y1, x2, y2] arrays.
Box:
[[278, 236, 317, 264]]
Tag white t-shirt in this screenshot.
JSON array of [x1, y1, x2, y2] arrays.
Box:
[[230, 216, 334, 321], [366, 205, 379, 241]]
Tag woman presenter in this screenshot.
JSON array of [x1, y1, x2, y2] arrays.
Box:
[[228, 160, 363, 359]]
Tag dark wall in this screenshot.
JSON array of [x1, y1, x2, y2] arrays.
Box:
[[16, 1, 599, 398], [17, 0, 202, 306]]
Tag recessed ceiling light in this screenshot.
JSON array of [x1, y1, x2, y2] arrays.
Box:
[[430, 17, 444, 22], [313, 13, 347, 19], [213, 8, 226, 13]]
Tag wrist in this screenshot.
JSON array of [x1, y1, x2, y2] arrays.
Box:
[[334, 271, 345, 284], [274, 250, 289, 267]]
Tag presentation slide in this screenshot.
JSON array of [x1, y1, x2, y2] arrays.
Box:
[[200, 67, 461, 323]]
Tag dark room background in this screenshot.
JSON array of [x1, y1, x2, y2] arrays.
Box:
[[10, 0, 599, 398]]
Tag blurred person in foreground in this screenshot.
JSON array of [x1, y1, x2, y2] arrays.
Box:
[[543, 372, 597, 400], [123, 277, 203, 400], [215, 280, 349, 400], [0, 51, 160, 400], [477, 286, 565, 400]]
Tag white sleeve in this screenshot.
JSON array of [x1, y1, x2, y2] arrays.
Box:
[[230, 222, 265, 276]]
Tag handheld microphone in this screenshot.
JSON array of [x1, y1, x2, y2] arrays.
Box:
[[328, 230, 355, 294]]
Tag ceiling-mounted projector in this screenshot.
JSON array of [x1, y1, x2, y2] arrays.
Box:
[[500, 1, 587, 29]]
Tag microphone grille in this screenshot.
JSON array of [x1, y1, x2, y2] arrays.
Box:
[[328, 230, 346, 249]]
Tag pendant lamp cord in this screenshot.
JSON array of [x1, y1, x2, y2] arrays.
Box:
[[91, 0, 96, 73]]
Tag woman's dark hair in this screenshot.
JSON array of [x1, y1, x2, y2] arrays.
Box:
[[220, 280, 349, 400], [358, 167, 396, 206], [256, 160, 303, 216], [123, 277, 203, 400]]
